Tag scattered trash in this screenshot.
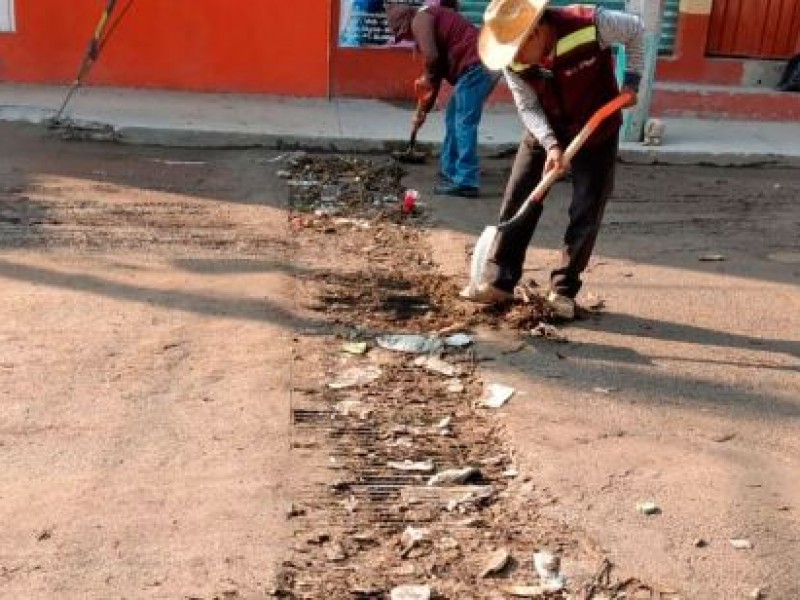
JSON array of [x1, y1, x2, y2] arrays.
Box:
[[730, 538, 754, 550], [438, 537, 460, 551], [327, 365, 382, 389], [401, 526, 431, 555], [436, 416, 452, 430], [388, 460, 435, 474], [428, 466, 482, 486], [750, 587, 765, 599], [445, 486, 496, 512], [479, 383, 515, 408], [636, 501, 661, 515], [699, 254, 726, 262], [402, 189, 419, 214], [335, 400, 373, 419], [446, 379, 465, 394], [444, 333, 473, 347], [479, 548, 511, 578], [504, 585, 547, 597], [503, 467, 519, 478], [390, 584, 431, 600], [593, 387, 618, 394], [531, 323, 568, 342], [341, 341, 369, 355], [413, 355, 458, 377], [533, 550, 566, 591], [642, 117, 666, 146], [585, 293, 606, 311], [325, 542, 348, 562], [376, 334, 443, 354]]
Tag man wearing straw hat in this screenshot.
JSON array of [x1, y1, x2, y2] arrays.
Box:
[[464, 0, 643, 319]]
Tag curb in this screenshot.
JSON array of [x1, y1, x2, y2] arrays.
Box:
[[2, 105, 799, 168]]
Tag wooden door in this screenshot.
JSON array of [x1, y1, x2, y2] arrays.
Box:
[[707, 0, 800, 59]]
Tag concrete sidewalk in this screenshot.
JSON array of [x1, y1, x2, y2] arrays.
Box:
[[2, 83, 799, 167]]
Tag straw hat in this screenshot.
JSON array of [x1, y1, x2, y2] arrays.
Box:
[[479, 0, 549, 71]]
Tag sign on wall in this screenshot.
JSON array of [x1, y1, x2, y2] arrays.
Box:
[[0, 0, 15, 32], [339, 0, 423, 47]]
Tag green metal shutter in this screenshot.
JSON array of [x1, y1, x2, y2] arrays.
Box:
[[460, 1, 678, 55], [659, 0, 679, 55], [459, 0, 489, 25]]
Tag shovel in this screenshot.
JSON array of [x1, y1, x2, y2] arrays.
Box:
[[393, 78, 435, 164], [393, 121, 427, 164], [466, 92, 634, 294]]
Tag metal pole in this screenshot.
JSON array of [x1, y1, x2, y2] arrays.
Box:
[[623, 0, 664, 142]]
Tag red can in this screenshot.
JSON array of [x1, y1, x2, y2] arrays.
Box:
[[402, 189, 419, 214]]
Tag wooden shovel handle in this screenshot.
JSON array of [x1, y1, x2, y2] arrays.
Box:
[[498, 92, 634, 231]]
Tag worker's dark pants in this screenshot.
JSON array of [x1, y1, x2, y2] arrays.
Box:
[[487, 131, 618, 298]]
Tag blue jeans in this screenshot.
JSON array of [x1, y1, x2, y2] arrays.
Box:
[[440, 65, 497, 189]]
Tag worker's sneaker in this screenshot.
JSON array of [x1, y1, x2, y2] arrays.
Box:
[[546, 290, 576, 320], [433, 183, 479, 198], [460, 283, 513, 305]]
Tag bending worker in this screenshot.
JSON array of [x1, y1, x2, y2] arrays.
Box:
[[386, 2, 497, 198], [464, 0, 643, 320]]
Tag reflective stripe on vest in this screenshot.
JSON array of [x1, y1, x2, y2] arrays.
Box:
[[555, 25, 597, 56]]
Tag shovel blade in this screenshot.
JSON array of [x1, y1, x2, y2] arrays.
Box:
[[468, 225, 498, 293]]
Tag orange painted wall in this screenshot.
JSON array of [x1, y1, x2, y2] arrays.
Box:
[[0, 0, 330, 96]]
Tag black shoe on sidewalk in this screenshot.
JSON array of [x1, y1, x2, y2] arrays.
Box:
[[433, 183, 479, 198]]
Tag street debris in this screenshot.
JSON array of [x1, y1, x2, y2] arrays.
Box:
[[636, 501, 661, 515], [402, 189, 419, 214], [699, 253, 726, 262], [327, 365, 382, 389], [341, 341, 369, 355], [593, 387, 618, 394], [376, 334, 443, 354], [390, 584, 431, 600], [533, 550, 566, 591], [281, 154, 663, 599], [585, 293, 606, 311], [400, 526, 431, 555], [504, 584, 547, 597], [427, 466, 482, 486], [531, 323, 568, 342], [730, 538, 754, 550], [479, 547, 511, 578], [388, 460, 436, 474], [444, 333, 473, 347], [413, 355, 459, 377], [446, 379, 465, 394], [479, 383, 515, 408]]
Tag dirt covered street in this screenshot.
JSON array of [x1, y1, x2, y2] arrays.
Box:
[[1, 122, 798, 599]]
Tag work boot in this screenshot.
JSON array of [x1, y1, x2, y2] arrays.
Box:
[[460, 283, 513, 305], [546, 290, 576, 320], [433, 183, 479, 198]]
